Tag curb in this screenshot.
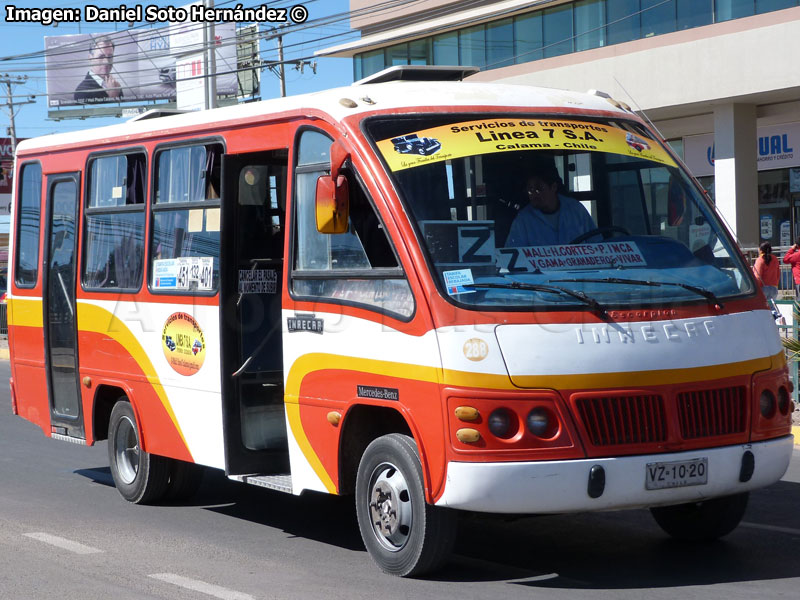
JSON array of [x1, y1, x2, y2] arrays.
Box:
[[0, 348, 8, 360]]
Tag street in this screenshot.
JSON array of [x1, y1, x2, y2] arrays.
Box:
[[2, 358, 800, 599]]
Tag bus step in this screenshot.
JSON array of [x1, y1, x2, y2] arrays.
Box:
[[50, 432, 88, 446], [231, 473, 292, 494]]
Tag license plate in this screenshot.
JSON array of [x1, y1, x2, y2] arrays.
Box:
[[645, 458, 708, 490]]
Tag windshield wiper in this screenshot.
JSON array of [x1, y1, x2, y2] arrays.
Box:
[[465, 281, 609, 319], [551, 277, 724, 308]]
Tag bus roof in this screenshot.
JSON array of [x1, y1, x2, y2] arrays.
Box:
[[17, 81, 632, 154]]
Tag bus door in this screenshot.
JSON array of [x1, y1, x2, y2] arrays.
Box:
[[220, 151, 289, 475], [43, 173, 84, 439]]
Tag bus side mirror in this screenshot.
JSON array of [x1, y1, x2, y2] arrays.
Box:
[[315, 140, 350, 234]]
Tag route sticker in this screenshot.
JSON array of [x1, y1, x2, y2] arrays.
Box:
[[162, 312, 206, 376], [496, 241, 647, 272], [376, 118, 676, 171], [153, 257, 213, 291]]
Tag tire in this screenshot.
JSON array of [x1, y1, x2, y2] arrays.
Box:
[[650, 492, 749, 542], [107, 400, 170, 504], [355, 434, 457, 577], [164, 459, 204, 502]]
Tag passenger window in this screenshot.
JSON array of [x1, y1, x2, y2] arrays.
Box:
[[14, 162, 42, 287], [83, 153, 146, 290], [291, 129, 413, 318], [150, 142, 222, 293]]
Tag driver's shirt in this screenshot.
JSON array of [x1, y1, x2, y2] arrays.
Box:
[[506, 193, 597, 246]]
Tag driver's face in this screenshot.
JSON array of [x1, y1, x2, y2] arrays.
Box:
[[526, 176, 558, 212]]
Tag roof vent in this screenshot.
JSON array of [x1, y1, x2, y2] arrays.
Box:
[[354, 65, 480, 85]]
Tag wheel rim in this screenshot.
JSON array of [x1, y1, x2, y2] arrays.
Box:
[[367, 461, 413, 552], [114, 415, 140, 484]]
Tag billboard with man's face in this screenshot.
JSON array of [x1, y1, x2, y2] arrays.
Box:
[[45, 23, 238, 107]]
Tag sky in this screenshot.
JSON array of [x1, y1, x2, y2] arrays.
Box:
[[0, 0, 357, 140]]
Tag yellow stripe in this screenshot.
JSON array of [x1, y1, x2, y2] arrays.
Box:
[[285, 350, 781, 491], [7, 297, 44, 328], [9, 297, 189, 455], [284, 353, 442, 494], [75, 303, 189, 455]]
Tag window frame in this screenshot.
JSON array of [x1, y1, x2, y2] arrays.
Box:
[[147, 136, 225, 297], [288, 125, 414, 321], [13, 160, 43, 289], [81, 147, 148, 293]]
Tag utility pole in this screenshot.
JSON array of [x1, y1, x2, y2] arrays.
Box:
[[276, 29, 286, 98], [1, 74, 35, 156], [204, 0, 217, 110]]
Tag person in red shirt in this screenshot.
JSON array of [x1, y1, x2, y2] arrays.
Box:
[[754, 242, 780, 301], [782, 238, 800, 298]]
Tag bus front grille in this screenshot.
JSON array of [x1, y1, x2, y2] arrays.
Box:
[[575, 395, 667, 446], [677, 386, 747, 439]]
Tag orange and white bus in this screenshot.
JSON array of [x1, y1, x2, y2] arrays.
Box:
[[8, 66, 794, 576]]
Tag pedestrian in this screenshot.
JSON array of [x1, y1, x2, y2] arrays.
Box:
[[782, 237, 800, 298], [753, 242, 779, 301]]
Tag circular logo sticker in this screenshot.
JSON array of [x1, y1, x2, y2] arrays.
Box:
[[162, 312, 206, 375], [463, 338, 489, 362]]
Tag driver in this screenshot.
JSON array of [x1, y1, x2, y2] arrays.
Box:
[[505, 158, 596, 246]]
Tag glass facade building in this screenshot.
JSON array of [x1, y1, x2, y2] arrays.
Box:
[[354, 0, 799, 80]]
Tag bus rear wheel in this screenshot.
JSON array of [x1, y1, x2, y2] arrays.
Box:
[[650, 492, 749, 541], [355, 434, 456, 577], [107, 400, 170, 504]]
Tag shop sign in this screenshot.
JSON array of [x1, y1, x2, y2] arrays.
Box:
[[761, 214, 773, 240], [781, 220, 791, 246], [684, 123, 800, 177]]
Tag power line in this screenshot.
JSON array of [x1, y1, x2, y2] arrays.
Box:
[[0, 0, 436, 115]]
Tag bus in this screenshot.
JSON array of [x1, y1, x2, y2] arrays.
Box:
[[8, 66, 794, 577]]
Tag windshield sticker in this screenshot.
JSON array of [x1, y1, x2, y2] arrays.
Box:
[[496, 242, 647, 272], [377, 119, 676, 171], [443, 268, 476, 295], [153, 257, 214, 291]]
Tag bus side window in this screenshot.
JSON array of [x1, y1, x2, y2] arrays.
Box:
[[83, 152, 146, 290], [291, 129, 413, 318], [14, 162, 42, 287], [150, 142, 223, 293]]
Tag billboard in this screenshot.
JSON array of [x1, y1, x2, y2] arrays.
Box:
[[45, 22, 238, 107]]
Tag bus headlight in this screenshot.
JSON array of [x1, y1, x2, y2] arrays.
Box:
[[488, 408, 517, 439], [526, 407, 552, 437], [759, 389, 776, 419], [778, 386, 791, 416]]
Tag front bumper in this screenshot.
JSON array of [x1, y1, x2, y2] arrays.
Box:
[[435, 435, 793, 513]]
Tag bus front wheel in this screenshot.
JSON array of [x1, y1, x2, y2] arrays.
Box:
[[107, 400, 170, 504], [355, 434, 456, 577], [650, 492, 749, 541]]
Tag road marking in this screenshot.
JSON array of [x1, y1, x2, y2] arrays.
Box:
[[24, 532, 103, 555], [149, 573, 255, 600], [741, 522, 800, 536]]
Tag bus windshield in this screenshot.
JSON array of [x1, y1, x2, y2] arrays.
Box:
[[366, 114, 754, 310]]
